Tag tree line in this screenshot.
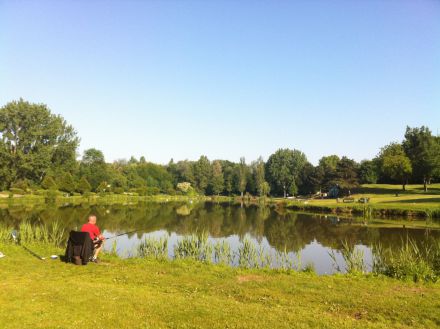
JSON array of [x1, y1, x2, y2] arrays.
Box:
[[1, 99, 439, 197]]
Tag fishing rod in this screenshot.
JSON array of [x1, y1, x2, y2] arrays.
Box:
[[104, 228, 146, 240], [11, 230, 58, 260]]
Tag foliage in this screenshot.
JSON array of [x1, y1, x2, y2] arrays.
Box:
[[41, 176, 58, 190], [0, 99, 79, 188], [57, 172, 76, 193], [358, 160, 378, 184], [372, 239, 439, 283], [76, 176, 92, 194], [193, 156, 212, 194], [377, 143, 412, 190], [79, 148, 109, 191], [266, 148, 307, 197], [403, 126, 440, 191], [137, 235, 168, 260], [210, 160, 224, 195]]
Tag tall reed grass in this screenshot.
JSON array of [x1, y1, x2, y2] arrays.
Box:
[[5, 221, 66, 246], [371, 238, 439, 282], [174, 232, 212, 262], [329, 241, 366, 274], [137, 235, 168, 260]]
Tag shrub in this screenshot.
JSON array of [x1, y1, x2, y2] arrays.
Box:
[[41, 176, 58, 190], [113, 187, 124, 194], [76, 177, 92, 194], [9, 188, 26, 195]]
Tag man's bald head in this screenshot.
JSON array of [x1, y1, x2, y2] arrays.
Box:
[[88, 215, 97, 224]]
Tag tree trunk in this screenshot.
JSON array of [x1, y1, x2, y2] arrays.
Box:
[[424, 176, 428, 192], [283, 186, 286, 198]]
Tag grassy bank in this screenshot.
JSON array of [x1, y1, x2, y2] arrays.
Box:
[[1, 243, 439, 329], [276, 184, 440, 219], [0, 192, 233, 208], [1, 183, 440, 219]]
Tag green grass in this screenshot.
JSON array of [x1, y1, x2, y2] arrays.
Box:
[[1, 243, 440, 328], [277, 184, 440, 219]]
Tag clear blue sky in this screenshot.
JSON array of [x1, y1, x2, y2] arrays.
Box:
[[1, 0, 439, 165]]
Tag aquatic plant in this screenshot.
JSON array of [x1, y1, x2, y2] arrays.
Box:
[[329, 241, 366, 274], [174, 232, 212, 262], [371, 238, 438, 282], [0, 224, 14, 243], [15, 221, 65, 246], [213, 240, 233, 265], [138, 235, 168, 260], [238, 237, 259, 268]]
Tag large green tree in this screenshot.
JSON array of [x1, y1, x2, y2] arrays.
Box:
[[236, 157, 248, 197], [0, 99, 79, 187], [210, 160, 224, 195], [266, 148, 307, 198], [378, 143, 412, 191], [403, 126, 440, 191], [79, 148, 109, 191], [193, 155, 211, 194], [252, 156, 267, 197]]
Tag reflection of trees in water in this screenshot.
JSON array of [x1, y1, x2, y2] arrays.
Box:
[[1, 203, 439, 253]]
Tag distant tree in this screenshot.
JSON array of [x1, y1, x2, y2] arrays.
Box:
[[177, 182, 192, 193], [403, 126, 440, 191], [76, 176, 92, 194], [175, 160, 196, 187], [252, 156, 266, 196], [359, 160, 378, 184], [58, 172, 76, 193], [317, 155, 340, 189], [223, 164, 235, 195], [333, 157, 359, 190], [379, 143, 412, 191], [128, 156, 138, 164], [0, 99, 79, 187], [193, 155, 211, 194], [79, 148, 109, 191], [237, 157, 248, 197], [41, 176, 58, 190], [266, 149, 307, 198], [96, 181, 110, 193], [259, 181, 271, 197], [297, 162, 321, 195], [383, 155, 412, 191], [211, 160, 224, 195]]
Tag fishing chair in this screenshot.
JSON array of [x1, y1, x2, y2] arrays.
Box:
[[65, 231, 94, 265]]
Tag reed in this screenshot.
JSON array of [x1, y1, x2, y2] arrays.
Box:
[[371, 238, 438, 282], [238, 237, 259, 268], [138, 235, 168, 260], [174, 232, 212, 262], [0, 224, 14, 243], [15, 221, 66, 246], [213, 240, 233, 265], [329, 241, 366, 274]]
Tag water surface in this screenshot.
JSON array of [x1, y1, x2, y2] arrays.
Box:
[[2, 202, 439, 274]]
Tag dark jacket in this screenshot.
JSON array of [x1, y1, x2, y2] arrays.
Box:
[[65, 231, 93, 265]]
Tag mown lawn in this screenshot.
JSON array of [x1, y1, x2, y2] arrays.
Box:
[[277, 184, 440, 217], [1, 243, 439, 329]]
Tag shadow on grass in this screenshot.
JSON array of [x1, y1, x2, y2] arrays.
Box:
[[357, 187, 440, 195], [382, 198, 440, 204], [356, 187, 404, 195]]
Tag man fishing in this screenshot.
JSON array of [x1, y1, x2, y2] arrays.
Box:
[[81, 215, 105, 263]]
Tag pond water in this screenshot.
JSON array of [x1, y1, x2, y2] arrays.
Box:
[[2, 201, 439, 274]]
